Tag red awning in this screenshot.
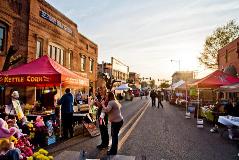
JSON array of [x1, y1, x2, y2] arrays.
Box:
[[0, 55, 89, 87], [190, 70, 239, 88]]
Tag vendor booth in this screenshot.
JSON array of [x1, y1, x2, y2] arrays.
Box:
[[0, 55, 90, 146], [115, 83, 133, 101], [189, 70, 239, 127]]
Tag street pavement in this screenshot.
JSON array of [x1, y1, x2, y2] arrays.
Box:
[[119, 99, 239, 160], [49, 97, 239, 160]]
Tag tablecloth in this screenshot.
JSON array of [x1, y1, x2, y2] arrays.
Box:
[[218, 116, 239, 127]]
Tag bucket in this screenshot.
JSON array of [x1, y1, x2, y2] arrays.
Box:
[[197, 119, 203, 128], [185, 112, 191, 119]]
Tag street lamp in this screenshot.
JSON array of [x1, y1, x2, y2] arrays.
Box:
[[171, 59, 180, 71]]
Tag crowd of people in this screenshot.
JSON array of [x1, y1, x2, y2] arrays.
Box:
[[150, 90, 164, 108]]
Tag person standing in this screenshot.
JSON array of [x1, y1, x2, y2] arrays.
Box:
[[157, 90, 164, 108], [102, 92, 123, 155], [58, 88, 74, 139], [75, 90, 82, 104], [94, 86, 109, 149], [150, 90, 156, 107], [40, 87, 57, 109]]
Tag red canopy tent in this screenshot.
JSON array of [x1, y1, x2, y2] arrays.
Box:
[[190, 70, 239, 89], [0, 55, 89, 87], [189, 70, 239, 125]]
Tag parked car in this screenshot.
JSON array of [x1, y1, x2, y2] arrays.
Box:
[[132, 89, 140, 97]]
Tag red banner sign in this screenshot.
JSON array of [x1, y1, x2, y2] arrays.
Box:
[[0, 75, 61, 86]]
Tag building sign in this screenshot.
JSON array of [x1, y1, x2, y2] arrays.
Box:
[[65, 77, 89, 86], [39, 10, 73, 34], [0, 76, 50, 84]]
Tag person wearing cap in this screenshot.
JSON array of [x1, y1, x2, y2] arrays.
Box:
[[58, 88, 74, 139], [5, 90, 24, 121]]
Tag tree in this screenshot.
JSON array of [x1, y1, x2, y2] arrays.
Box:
[[160, 81, 170, 89], [2, 45, 25, 71], [1, 45, 25, 105], [198, 20, 239, 69], [149, 80, 155, 89], [140, 81, 148, 88], [97, 72, 120, 90]]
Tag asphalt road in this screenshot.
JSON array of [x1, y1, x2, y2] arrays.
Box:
[[119, 99, 239, 160], [49, 97, 239, 160]]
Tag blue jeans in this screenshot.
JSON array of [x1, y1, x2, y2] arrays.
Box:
[[110, 120, 123, 154], [0, 149, 20, 160]]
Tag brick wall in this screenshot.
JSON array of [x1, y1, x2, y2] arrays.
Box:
[[0, 0, 29, 70], [218, 37, 239, 73], [0, 0, 98, 103]]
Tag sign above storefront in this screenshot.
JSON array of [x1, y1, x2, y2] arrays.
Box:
[[0, 75, 51, 84], [39, 10, 73, 34]]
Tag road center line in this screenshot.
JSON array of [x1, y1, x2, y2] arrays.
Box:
[[119, 100, 150, 136], [117, 100, 150, 150]]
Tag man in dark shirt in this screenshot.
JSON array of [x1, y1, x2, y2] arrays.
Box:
[[150, 90, 157, 107], [41, 87, 57, 109], [157, 90, 164, 108], [58, 88, 74, 139]]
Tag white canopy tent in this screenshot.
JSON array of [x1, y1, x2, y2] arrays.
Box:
[[219, 83, 239, 92], [171, 80, 185, 90], [115, 83, 132, 90]]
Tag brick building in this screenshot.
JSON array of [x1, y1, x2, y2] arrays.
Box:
[[218, 37, 239, 76], [98, 57, 129, 83], [0, 0, 98, 103], [129, 72, 140, 88]]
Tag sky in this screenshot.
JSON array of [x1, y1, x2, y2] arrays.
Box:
[[46, 0, 239, 81]]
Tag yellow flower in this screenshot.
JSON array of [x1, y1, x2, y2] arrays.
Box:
[[38, 149, 48, 155], [36, 154, 44, 160], [27, 156, 33, 160], [33, 152, 40, 157], [48, 156, 54, 160], [28, 123, 34, 128], [9, 136, 17, 143]]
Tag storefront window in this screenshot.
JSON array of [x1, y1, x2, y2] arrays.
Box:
[[81, 55, 86, 72], [52, 46, 56, 60], [56, 48, 60, 63], [68, 50, 73, 69], [60, 50, 64, 65], [89, 58, 94, 73], [48, 45, 52, 57], [36, 39, 43, 58], [48, 43, 64, 64], [0, 22, 7, 53]]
